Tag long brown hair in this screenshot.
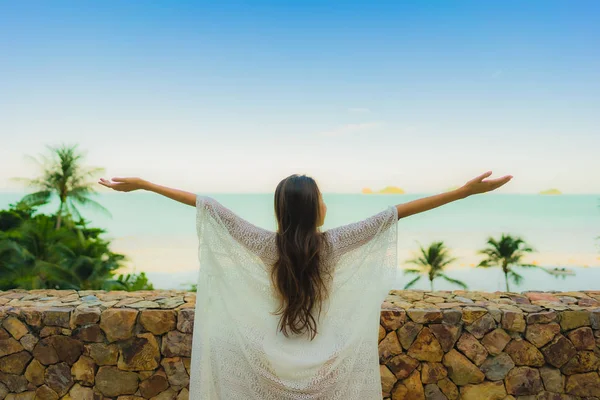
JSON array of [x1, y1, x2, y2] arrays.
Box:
[[271, 174, 328, 340]]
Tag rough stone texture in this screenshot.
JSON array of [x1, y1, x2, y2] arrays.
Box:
[[407, 327, 443, 362], [44, 362, 73, 397], [456, 332, 488, 366], [139, 310, 176, 335], [481, 328, 511, 355], [0, 351, 32, 374], [460, 381, 507, 400], [117, 332, 160, 371], [565, 372, 600, 397], [2, 289, 600, 399], [505, 338, 545, 367], [2, 316, 28, 340], [542, 335, 578, 368], [561, 350, 600, 375], [380, 365, 396, 396], [423, 383, 446, 400], [465, 312, 496, 339], [95, 366, 139, 397], [397, 321, 423, 350], [438, 377, 459, 400], [71, 355, 96, 386], [68, 383, 95, 400], [72, 324, 105, 343], [161, 331, 192, 358], [99, 309, 138, 342], [420, 362, 447, 384], [567, 327, 595, 350], [443, 349, 485, 386], [502, 310, 526, 332], [139, 371, 170, 399], [35, 384, 58, 400], [540, 366, 565, 393], [429, 323, 461, 352], [161, 357, 190, 389], [387, 354, 419, 380], [480, 353, 515, 381], [24, 359, 45, 386], [505, 366, 544, 396], [380, 309, 406, 331], [379, 330, 403, 363], [525, 323, 561, 348], [85, 342, 118, 365]]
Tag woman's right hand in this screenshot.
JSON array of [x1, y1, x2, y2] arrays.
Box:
[[98, 177, 148, 192], [460, 171, 513, 196]]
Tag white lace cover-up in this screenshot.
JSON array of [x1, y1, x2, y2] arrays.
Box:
[[189, 196, 399, 399]]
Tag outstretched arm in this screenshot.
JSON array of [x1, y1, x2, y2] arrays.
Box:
[[98, 178, 196, 207], [395, 171, 512, 219]]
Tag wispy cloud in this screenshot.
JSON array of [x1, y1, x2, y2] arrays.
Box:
[[491, 69, 503, 79], [347, 107, 371, 114], [320, 121, 383, 137]]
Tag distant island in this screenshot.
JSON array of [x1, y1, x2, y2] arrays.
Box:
[[362, 186, 405, 194], [539, 188, 562, 195]]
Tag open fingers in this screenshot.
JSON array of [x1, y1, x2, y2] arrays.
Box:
[[98, 178, 124, 190], [485, 175, 513, 189], [470, 171, 493, 184]]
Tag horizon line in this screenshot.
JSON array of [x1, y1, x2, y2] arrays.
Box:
[[1, 189, 599, 196]]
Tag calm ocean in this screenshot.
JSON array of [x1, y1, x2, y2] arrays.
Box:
[[1, 192, 599, 292]]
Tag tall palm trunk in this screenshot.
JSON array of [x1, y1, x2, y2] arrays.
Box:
[[55, 201, 64, 230], [503, 261, 510, 292]]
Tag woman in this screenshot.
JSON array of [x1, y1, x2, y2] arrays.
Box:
[[99, 171, 511, 399]]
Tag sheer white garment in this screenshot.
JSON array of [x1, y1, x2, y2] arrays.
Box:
[[188, 196, 399, 400]]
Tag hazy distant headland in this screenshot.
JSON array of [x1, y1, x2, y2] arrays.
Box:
[[362, 186, 405, 194], [539, 188, 562, 195]]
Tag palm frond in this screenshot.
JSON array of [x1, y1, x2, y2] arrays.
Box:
[[437, 256, 458, 269], [69, 195, 111, 216], [518, 263, 538, 269], [477, 259, 495, 268], [439, 273, 468, 289], [404, 276, 421, 289], [20, 191, 52, 207], [403, 268, 423, 275], [509, 271, 523, 286]]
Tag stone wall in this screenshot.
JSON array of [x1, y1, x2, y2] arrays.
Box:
[[0, 290, 195, 400], [0, 290, 599, 400], [379, 290, 600, 400]]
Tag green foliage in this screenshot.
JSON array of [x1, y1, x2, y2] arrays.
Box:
[[477, 234, 535, 292], [0, 192, 152, 292], [404, 241, 467, 291], [14, 143, 108, 229], [116, 272, 154, 291]]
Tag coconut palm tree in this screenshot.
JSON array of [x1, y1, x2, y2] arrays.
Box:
[[404, 241, 467, 291], [15, 144, 108, 229], [478, 234, 535, 292]]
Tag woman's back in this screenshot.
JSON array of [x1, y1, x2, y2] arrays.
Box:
[[188, 196, 399, 399], [98, 171, 512, 400]]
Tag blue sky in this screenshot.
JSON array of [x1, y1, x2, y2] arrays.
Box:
[[1, 1, 599, 193]]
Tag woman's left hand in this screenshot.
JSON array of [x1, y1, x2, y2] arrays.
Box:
[[460, 171, 513, 196]]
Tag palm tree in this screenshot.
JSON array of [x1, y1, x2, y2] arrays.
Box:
[[478, 234, 535, 292], [15, 144, 108, 229], [404, 241, 467, 291]]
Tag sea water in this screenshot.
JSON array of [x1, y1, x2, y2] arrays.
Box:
[[1, 192, 599, 292]]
